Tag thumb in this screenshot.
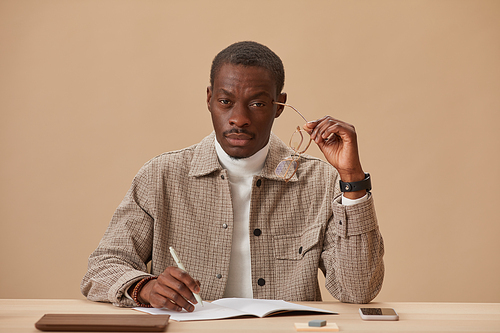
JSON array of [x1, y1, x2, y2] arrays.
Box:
[[303, 121, 317, 133]]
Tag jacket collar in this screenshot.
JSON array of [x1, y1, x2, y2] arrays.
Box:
[[189, 132, 298, 182]]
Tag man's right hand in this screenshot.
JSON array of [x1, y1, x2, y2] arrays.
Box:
[[137, 267, 201, 312]]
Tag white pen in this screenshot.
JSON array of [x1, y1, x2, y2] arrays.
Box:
[[169, 246, 203, 307]]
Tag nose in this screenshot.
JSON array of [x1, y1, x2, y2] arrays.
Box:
[[228, 104, 251, 128]]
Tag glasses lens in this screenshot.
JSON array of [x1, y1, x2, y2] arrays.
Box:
[[275, 158, 298, 180], [289, 128, 311, 154], [290, 129, 304, 152]]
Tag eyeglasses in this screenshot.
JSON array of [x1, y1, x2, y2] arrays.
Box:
[[273, 102, 312, 182]]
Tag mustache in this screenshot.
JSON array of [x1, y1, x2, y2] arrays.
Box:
[[223, 128, 254, 138]]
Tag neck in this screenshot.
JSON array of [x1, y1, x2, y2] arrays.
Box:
[[214, 139, 269, 178]]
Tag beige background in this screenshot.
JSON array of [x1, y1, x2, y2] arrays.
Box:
[[1, 0, 499, 303]]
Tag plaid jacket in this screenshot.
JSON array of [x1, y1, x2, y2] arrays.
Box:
[[81, 132, 384, 307]]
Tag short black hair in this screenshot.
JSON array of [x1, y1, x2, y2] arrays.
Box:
[[210, 41, 285, 94]]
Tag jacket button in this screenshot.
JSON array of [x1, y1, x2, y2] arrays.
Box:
[[221, 175, 225, 180], [216, 274, 222, 279], [253, 228, 262, 236], [222, 223, 228, 229], [257, 278, 266, 286], [339, 220, 342, 225], [298, 246, 303, 254], [256, 179, 262, 187]]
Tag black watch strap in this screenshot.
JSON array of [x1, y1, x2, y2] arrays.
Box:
[[339, 173, 371, 192]]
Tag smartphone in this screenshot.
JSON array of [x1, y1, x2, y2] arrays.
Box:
[[359, 307, 399, 321]]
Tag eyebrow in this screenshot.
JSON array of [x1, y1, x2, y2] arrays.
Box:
[[216, 88, 273, 100], [217, 88, 235, 97]]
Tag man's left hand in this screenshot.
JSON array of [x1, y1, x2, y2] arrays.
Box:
[[303, 116, 366, 199]]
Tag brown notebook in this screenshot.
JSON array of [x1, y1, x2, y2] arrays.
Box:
[[34, 313, 170, 332]]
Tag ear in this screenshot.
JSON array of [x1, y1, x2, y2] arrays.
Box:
[[274, 92, 287, 118], [206, 86, 213, 112]]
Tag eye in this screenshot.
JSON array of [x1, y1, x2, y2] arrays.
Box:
[[219, 99, 231, 105], [250, 102, 265, 108]]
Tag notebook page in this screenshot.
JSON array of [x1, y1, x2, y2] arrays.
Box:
[[212, 298, 336, 317], [134, 301, 250, 321]]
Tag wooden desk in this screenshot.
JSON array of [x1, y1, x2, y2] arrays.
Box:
[[1, 299, 499, 332]]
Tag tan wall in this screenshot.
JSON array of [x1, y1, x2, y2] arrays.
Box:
[[1, 0, 499, 303]]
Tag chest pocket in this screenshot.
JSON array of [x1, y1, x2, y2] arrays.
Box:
[[273, 224, 322, 260]]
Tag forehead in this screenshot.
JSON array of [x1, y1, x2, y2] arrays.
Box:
[[212, 64, 277, 97]]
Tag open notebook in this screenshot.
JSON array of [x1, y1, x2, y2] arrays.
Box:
[[134, 298, 336, 321]]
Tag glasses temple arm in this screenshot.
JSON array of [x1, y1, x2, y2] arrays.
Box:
[[273, 102, 308, 123]]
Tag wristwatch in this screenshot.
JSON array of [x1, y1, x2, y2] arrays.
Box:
[[339, 173, 371, 192]]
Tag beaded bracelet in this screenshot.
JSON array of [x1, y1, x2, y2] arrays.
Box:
[[131, 276, 158, 307]]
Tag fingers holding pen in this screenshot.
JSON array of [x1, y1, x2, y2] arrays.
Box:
[[164, 266, 201, 296], [145, 267, 201, 312]]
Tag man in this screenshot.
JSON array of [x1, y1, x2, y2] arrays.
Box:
[[81, 41, 384, 312]]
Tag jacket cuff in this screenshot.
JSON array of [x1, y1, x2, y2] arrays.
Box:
[[109, 271, 153, 307], [332, 194, 379, 238]]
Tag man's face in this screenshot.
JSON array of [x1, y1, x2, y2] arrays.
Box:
[[207, 63, 286, 158]]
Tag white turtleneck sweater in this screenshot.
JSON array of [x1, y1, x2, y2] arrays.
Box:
[[215, 138, 269, 298], [214, 138, 368, 298]]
